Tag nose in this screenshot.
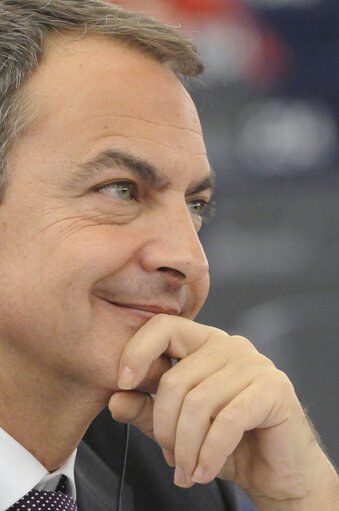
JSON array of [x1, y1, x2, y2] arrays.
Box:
[[138, 204, 209, 285]]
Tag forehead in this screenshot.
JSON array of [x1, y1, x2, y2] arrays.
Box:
[[16, 34, 209, 188]]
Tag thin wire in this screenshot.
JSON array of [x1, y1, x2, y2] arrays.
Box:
[[117, 424, 130, 511]]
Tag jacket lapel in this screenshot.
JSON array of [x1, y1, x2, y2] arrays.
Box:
[[75, 440, 122, 511]]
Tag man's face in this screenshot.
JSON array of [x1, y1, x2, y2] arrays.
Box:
[[0, 35, 211, 393]]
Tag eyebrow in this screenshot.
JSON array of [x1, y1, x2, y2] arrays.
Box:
[[65, 149, 215, 196]]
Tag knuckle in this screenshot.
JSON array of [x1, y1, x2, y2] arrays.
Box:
[[216, 403, 245, 429], [255, 352, 277, 368], [159, 370, 180, 392], [230, 335, 257, 352], [153, 313, 171, 328], [202, 372, 227, 392], [219, 335, 258, 361], [210, 326, 230, 338], [261, 367, 294, 394], [205, 329, 230, 351], [183, 388, 206, 409], [275, 369, 295, 393]]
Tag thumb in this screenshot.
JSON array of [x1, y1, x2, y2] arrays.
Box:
[[108, 391, 155, 440]]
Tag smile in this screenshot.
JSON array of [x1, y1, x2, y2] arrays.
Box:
[[96, 297, 181, 325]]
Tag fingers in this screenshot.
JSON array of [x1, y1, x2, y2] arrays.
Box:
[[114, 314, 296, 491], [156, 346, 281, 487], [165, 367, 277, 487], [152, 334, 233, 450], [108, 391, 155, 439], [152, 334, 262, 454], [162, 448, 176, 467], [118, 314, 214, 390], [192, 383, 267, 485], [174, 370, 293, 488], [165, 368, 251, 486]]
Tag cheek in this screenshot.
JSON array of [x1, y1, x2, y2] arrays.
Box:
[[8, 225, 138, 319], [51, 225, 140, 279]]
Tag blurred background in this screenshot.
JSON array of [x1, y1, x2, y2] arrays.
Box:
[[112, 1, 339, 508]]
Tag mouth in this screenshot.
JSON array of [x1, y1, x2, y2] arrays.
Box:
[[96, 296, 181, 325], [112, 302, 180, 315], [94, 296, 178, 392]]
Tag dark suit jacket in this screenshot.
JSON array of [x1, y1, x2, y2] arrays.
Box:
[[75, 408, 239, 511]]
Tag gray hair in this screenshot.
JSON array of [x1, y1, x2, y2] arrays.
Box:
[[0, 0, 203, 201]]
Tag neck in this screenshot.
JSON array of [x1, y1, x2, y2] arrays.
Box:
[[0, 353, 112, 471]]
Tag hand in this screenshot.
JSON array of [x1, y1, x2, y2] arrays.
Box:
[[109, 315, 339, 510]]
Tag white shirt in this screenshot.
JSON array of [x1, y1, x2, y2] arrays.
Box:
[[0, 427, 77, 510]]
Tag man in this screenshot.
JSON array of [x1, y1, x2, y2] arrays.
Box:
[[0, 1, 338, 510]]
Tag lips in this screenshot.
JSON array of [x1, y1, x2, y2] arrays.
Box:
[[95, 293, 181, 323], [110, 302, 180, 316]]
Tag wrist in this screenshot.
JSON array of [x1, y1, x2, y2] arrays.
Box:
[[251, 452, 339, 511]]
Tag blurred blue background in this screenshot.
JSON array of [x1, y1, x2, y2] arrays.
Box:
[[116, 0, 339, 508]]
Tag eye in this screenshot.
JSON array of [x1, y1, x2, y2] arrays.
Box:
[[96, 181, 137, 201], [187, 199, 208, 217]]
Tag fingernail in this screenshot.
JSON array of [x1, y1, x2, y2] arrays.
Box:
[[118, 366, 134, 389], [192, 465, 205, 483], [174, 466, 186, 487], [162, 448, 175, 467]]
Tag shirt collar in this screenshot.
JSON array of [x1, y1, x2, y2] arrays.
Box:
[[34, 450, 77, 497], [0, 427, 77, 511]]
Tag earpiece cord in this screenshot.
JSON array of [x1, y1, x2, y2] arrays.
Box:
[[117, 423, 130, 511]]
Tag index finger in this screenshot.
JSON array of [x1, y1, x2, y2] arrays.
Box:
[[117, 314, 216, 390]]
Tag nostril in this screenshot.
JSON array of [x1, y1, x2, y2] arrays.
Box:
[[157, 267, 186, 280]]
